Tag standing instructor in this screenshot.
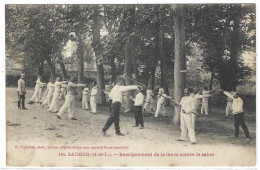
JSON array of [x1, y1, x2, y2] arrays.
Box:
[[17, 73, 27, 110], [101, 77, 138, 136]]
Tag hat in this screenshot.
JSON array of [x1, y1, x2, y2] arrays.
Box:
[[21, 73, 25, 76]]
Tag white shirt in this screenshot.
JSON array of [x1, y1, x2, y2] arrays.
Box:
[[91, 87, 98, 96], [157, 94, 168, 105], [61, 83, 68, 88], [83, 87, 89, 95], [145, 89, 154, 101], [110, 85, 138, 103], [134, 92, 144, 106], [180, 95, 195, 114], [67, 81, 77, 95], [35, 79, 42, 89], [224, 92, 243, 114], [54, 81, 63, 94], [202, 90, 210, 100]]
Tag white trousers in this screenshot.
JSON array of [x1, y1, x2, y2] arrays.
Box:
[[180, 112, 196, 143], [226, 101, 233, 116], [40, 89, 48, 103], [59, 88, 67, 100], [143, 97, 154, 111], [48, 92, 60, 112], [191, 112, 197, 130], [57, 94, 75, 119], [82, 95, 89, 110], [201, 98, 209, 115], [42, 93, 53, 107], [90, 96, 97, 113], [155, 102, 165, 117], [30, 87, 41, 102]]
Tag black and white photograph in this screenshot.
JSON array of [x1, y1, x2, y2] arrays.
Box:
[[4, 3, 257, 167]]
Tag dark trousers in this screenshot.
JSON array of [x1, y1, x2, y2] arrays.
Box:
[[234, 112, 250, 138], [109, 99, 112, 114], [17, 92, 25, 109], [102, 102, 121, 134], [134, 106, 144, 127]]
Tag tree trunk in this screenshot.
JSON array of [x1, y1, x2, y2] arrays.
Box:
[[77, 34, 84, 83], [229, 15, 241, 91], [58, 61, 68, 79], [151, 65, 156, 89], [123, 6, 136, 112], [110, 54, 117, 83], [158, 6, 169, 94], [46, 57, 56, 81], [92, 6, 105, 105], [124, 38, 135, 111], [173, 5, 186, 124], [209, 68, 214, 112], [37, 58, 44, 77]]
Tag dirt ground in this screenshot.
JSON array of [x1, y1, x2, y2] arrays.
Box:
[[6, 87, 256, 167]]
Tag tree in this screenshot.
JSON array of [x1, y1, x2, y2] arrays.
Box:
[[173, 4, 186, 124], [91, 5, 106, 105]]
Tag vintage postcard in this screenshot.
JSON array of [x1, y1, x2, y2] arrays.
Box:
[[5, 3, 256, 167]]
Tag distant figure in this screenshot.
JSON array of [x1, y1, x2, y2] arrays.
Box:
[[221, 89, 251, 142], [201, 86, 210, 115], [28, 76, 46, 104], [130, 86, 145, 129], [48, 77, 68, 113], [101, 77, 138, 136], [57, 77, 85, 120], [41, 80, 55, 108], [225, 88, 234, 118], [59, 78, 68, 100], [82, 86, 90, 110], [143, 86, 154, 112], [17, 73, 27, 110], [90, 82, 98, 114], [192, 89, 211, 130], [155, 88, 169, 118], [177, 87, 196, 145]]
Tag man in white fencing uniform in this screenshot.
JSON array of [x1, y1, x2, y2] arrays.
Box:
[[82, 86, 90, 110], [90, 82, 98, 114], [48, 77, 68, 113], [40, 79, 51, 104], [155, 88, 165, 117], [177, 87, 196, 145], [192, 89, 211, 130], [28, 76, 46, 104], [225, 88, 234, 118], [57, 77, 85, 120], [59, 78, 68, 100], [201, 86, 210, 115], [41, 80, 55, 108], [143, 87, 154, 112]]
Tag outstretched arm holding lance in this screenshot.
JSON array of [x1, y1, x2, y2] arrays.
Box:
[[123, 74, 181, 108]]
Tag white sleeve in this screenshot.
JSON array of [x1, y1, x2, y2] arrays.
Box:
[[223, 91, 234, 99], [119, 85, 138, 92]]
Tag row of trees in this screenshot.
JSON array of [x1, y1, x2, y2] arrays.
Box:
[[6, 4, 255, 123]]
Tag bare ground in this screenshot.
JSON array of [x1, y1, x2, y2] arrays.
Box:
[[6, 87, 256, 167]]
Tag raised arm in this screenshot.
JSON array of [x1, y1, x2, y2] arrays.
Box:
[[221, 90, 234, 99], [76, 83, 86, 87], [119, 85, 138, 92]]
